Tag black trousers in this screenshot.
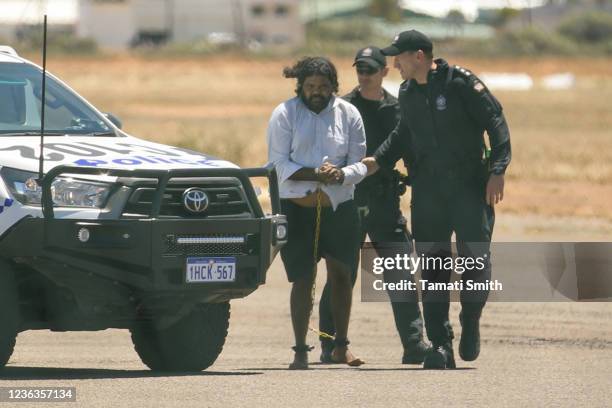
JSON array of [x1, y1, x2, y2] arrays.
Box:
[[318, 187, 424, 351], [411, 173, 495, 347]]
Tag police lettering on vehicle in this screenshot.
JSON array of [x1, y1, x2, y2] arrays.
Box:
[[0, 140, 233, 170], [0, 198, 14, 215]]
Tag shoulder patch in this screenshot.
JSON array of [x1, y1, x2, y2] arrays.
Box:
[[453, 65, 473, 79], [452, 65, 489, 93]]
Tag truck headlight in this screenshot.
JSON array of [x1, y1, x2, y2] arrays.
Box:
[[1, 168, 112, 208]]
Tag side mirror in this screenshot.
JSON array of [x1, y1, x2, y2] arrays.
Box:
[[104, 112, 123, 129]]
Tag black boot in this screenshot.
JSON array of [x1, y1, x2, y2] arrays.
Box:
[[402, 340, 431, 364], [423, 342, 456, 369], [459, 311, 481, 361]]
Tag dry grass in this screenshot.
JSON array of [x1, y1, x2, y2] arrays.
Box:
[[39, 54, 612, 220]]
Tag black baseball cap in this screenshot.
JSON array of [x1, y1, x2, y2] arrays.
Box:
[[381, 30, 433, 56], [352, 46, 386, 69]]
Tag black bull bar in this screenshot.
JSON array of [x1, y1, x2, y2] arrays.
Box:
[[40, 163, 281, 219]]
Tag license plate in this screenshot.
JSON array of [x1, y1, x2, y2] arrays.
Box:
[[186, 257, 236, 283]]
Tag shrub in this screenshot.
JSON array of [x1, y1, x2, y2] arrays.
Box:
[[15, 26, 98, 55], [496, 28, 579, 55], [558, 11, 612, 44], [303, 17, 388, 56]]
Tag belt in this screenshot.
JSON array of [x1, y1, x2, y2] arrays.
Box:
[[289, 191, 332, 208]]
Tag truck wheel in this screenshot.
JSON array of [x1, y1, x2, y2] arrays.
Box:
[[131, 302, 230, 372], [0, 267, 19, 370]]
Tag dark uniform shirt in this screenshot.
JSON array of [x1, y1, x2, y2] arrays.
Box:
[[374, 58, 511, 180], [342, 87, 402, 205]]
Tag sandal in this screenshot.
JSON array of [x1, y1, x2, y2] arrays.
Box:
[[331, 339, 365, 367]]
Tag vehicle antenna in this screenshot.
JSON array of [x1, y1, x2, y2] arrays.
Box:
[[37, 14, 47, 183]]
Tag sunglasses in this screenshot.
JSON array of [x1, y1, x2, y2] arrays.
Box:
[[356, 66, 380, 76]]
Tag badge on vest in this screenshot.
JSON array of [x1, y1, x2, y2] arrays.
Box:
[[436, 94, 447, 111]]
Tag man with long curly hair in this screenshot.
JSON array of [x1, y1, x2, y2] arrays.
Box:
[[267, 57, 367, 369]]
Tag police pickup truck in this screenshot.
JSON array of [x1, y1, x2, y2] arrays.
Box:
[[0, 46, 286, 372]]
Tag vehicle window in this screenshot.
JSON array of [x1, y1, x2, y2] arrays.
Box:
[[0, 62, 114, 136], [0, 81, 26, 124]]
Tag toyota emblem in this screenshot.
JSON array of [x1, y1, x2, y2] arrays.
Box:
[[182, 188, 209, 213]]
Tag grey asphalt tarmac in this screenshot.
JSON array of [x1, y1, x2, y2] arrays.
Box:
[[3, 254, 611, 408]]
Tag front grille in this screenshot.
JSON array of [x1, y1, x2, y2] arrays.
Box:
[[164, 234, 249, 255], [122, 178, 252, 218]]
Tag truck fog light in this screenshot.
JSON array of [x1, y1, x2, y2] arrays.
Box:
[[78, 227, 90, 243], [275, 224, 287, 241]]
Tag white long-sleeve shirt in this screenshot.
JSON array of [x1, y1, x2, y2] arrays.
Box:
[[267, 96, 367, 210]]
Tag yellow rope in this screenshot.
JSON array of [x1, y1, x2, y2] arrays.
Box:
[[312, 189, 322, 299], [308, 188, 335, 341]]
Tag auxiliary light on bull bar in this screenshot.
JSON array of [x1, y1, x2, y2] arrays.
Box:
[[176, 236, 245, 245]]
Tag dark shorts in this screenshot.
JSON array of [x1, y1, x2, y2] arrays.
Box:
[[280, 199, 360, 282]]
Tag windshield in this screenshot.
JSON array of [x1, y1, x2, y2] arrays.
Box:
[[0, 62, 114, 136]]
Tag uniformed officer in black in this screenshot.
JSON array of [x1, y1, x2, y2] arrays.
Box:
[[318, 46, 429, 364], [363, 30, 511, 369]]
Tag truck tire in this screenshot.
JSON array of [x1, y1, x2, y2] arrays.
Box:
[[130, 302, 230, 372], [0, 267, 19, 370]]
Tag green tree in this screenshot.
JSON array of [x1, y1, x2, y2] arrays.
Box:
[[493, 7, 521, 28], [446, 9, 466, 25], [369, 0, 402, 23]]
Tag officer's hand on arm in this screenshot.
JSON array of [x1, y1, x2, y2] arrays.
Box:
[[486, 174, 505, 206], [362, 157, 380, 176]]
